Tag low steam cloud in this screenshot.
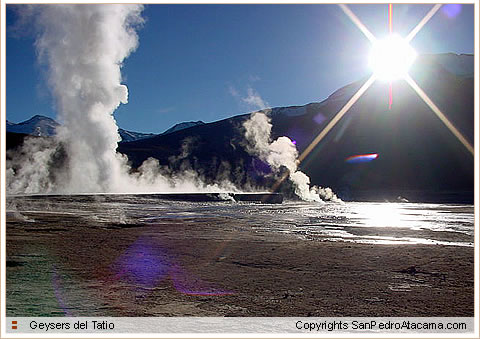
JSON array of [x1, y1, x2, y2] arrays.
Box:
[[243, 111, 340, 202]]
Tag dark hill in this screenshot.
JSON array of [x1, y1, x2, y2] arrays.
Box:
[[118, 55, 473, 203]]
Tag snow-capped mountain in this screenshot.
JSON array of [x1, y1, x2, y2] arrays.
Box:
[[118, 128, 155, 142], [6, 115, 59, 136], [7, 115, 204, 141], [6, 115, 155, 142], [161, 121, 205, 135]]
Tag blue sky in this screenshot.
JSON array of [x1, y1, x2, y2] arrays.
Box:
[[6, 3, 474, 133]]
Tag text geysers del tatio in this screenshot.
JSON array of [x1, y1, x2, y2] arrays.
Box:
[[29, 320, 114, 331]]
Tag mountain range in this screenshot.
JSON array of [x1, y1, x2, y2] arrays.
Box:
[[6, 115, 206, 142], [6, 115, 59, 137], [6, 53, 474, 202], [6, 115, 155, 142]]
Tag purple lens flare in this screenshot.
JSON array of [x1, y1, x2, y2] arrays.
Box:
[[345, 153, 379, 164], [442, 4, 461, 18]]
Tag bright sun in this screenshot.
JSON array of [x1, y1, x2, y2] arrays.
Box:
[[369, 34, 417, 81]]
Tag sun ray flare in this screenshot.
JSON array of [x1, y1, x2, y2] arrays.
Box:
[[298, 74, 377, 163], [338, 4, 377, 43], [270, 4, 473, 196], [404, 74, 474, 156], [406, 4, 443, 42], [269, 74, 377, 194]]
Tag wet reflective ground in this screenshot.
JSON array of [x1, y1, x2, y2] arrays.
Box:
[[7, 196, 473, 246], [5, 196, 474, 316]]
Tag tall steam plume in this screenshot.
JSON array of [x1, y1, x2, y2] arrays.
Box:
[[34, 4, 143, 192], [6, 5, 145, 193]]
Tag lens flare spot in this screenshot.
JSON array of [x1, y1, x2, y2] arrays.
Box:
[[313, 113, 326, 125], [345, 153, 379, 164], [112, 238, 169, 288], [442, 4, 461, 18]]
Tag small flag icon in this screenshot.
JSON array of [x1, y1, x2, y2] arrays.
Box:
[[12, 321, 17, 330]]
